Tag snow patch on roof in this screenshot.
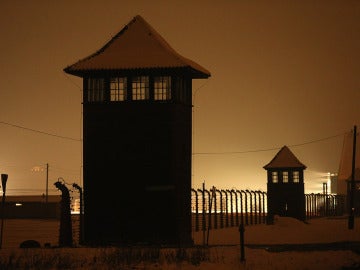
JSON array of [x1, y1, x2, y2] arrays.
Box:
[[263, 145, 307, 169], [64, 15, 210, 78]]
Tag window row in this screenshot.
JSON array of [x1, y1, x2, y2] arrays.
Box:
[[86, 76, 185, 103], [271, 171, 300, 183]]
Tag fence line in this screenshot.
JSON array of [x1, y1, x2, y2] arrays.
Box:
[[191, 188, 346, 232], [191, 188, 267, 232]]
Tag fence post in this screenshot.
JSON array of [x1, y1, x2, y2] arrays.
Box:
[[262, 192, 267, 223], [214, 188, 218, 229], [216, 189, 224, 228], [237, 190, 244, 226], [221, 190, 229, 227], [191, 189, 199, 232], [227, 190, 234, 227], [251, 191, 257, 224], [197, 187, 206, 245], [246, 190, 253, 225], [256, 191, 261, 224], [232, 189, 239, 226], [242, 190, 248, 225]]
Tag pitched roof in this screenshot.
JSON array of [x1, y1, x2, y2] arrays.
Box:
[[263, 145, 307, 170], [64, 15, 211, 78]]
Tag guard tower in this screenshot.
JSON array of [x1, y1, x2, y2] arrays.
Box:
[[264, 146, 306, 223], [64, 15, 210, 245]]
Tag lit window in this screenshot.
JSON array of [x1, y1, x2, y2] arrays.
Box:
[[272, 172, 278, 183], [293, 171, 300, 183], [283, 171, 289, 183], [132, 76, 149, 100], [110, 77, 127, 101], [154, 76, 171, 100], [87, 78, 105, 102]]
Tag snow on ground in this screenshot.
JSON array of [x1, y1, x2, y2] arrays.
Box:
[[194, 215, 360, 245], [1, 216, 360, 269]]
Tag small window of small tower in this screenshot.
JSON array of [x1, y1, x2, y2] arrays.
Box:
[[132, 76, 149, 100], [293, 171, 300, 183], [283, 171, 289, 183], [154, 76, 171, 100], [272, 171, 278, 183], [110, 77, 127, 101]]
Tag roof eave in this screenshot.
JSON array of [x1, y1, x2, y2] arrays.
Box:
[[64, 65, 211, 78]]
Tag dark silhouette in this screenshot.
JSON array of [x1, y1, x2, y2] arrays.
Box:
[[19, 239, 41, 248], [63, 15, 210, 246], [54, 181, 72, 247], [264, 146, 306, 223]]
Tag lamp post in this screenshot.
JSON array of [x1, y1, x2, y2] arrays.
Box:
[[349, 125, 357, 230], [0, 174, 8, 249]]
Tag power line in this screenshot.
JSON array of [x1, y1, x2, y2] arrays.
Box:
[[193, 132, 345, 156], [0, 120, 346, 155], [0, 121, 81, 142]]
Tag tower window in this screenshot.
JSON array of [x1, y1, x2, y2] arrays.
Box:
[[293, 171, 300, 183], [87, 78, 105, 102], [283, 171, 289, 183], [110, 77, 127, 101], [132, 76, 149, 100], [154, 76, 171, 100], [272, 171, 278, 183]]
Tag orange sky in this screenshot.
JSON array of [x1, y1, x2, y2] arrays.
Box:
[[0, 1, 359, 195]]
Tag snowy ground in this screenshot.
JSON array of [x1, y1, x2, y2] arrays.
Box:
[[1, 216, 360, 269]]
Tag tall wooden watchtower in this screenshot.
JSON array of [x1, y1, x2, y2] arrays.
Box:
[[64, 15, 210, 245], [264, 146, 306, 223]]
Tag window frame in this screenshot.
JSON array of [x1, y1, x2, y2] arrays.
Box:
[[154, 76, 172, 101], [293, 171, 300, 183], [86, 77, 105, 103], [282, 171, 289, 183], [272, 171, 278, 183], [131, 76, 150, 101], [110, 77, 127, 102]]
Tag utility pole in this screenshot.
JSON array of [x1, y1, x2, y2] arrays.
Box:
[[46, 163, 49, 204], [0, 174, 8, 249], [348, 125, 357, 230]]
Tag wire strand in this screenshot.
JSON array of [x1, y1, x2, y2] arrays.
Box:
[[0, 121, 81, 142], [193, 132, 345, 156]]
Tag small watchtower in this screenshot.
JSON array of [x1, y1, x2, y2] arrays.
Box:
[[64, 15, 210, 245], [264, 146, 306, 223]]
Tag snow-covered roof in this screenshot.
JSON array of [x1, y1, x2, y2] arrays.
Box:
[[263, 146, 307, 170], [64, 15, 211, 78]]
